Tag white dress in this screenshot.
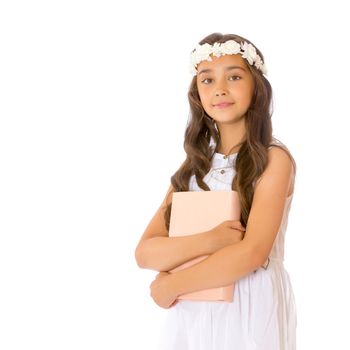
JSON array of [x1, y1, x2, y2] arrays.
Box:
[[158, 150, 297, 350]]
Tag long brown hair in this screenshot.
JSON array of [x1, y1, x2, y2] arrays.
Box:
[[163, 32, 296, 231]]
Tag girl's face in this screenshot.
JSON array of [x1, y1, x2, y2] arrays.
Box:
[[196, 54, 255, 124]]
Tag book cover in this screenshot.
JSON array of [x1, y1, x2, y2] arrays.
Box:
[[168, 190, 241, 302]]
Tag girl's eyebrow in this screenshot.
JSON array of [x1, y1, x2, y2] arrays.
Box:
[[198, 65, 246, 76]]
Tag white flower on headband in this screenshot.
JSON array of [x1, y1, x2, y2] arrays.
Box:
[[219, 40, 241, 55], [240, 41, 257, 65], [189, 40, 268, 76]]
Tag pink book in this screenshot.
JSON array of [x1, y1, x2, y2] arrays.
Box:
[[168, 190, 241, 302]]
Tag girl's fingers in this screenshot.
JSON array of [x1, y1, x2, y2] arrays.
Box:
[[231, 221, 246, 231]]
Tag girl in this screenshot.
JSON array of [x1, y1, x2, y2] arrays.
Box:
[[135, 32, 297, 350]]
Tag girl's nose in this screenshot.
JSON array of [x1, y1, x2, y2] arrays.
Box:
[[215, 90, 227, 96]]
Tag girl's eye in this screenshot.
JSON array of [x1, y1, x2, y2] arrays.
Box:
[[202, 78, 212, 84], [201, 76, 241, 84]]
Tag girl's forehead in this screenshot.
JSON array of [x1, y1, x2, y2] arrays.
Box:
[[197, 54, 247, 71]]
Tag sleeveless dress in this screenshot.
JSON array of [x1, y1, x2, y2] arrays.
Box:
[[157, 149, 297, 350]]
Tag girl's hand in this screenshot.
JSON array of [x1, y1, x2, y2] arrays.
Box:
[[208, 220, 246, 252], [149, 271, 179, 309]]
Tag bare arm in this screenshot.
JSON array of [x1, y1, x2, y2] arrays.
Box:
[[135, 230, 213, 272], [135, 184, 244, 272], [169, 241, 259, 297], [135, 184, 216, 272]]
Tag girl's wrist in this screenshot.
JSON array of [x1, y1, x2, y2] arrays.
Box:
[[167, 271, 182, 298]]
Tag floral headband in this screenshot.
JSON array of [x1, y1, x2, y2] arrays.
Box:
[[189, 40, 268, 76]]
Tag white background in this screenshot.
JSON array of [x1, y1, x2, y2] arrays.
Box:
[[1, 0, 349, 349]]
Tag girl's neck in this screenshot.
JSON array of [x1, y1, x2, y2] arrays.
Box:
[[215, 119, 246, 155]]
